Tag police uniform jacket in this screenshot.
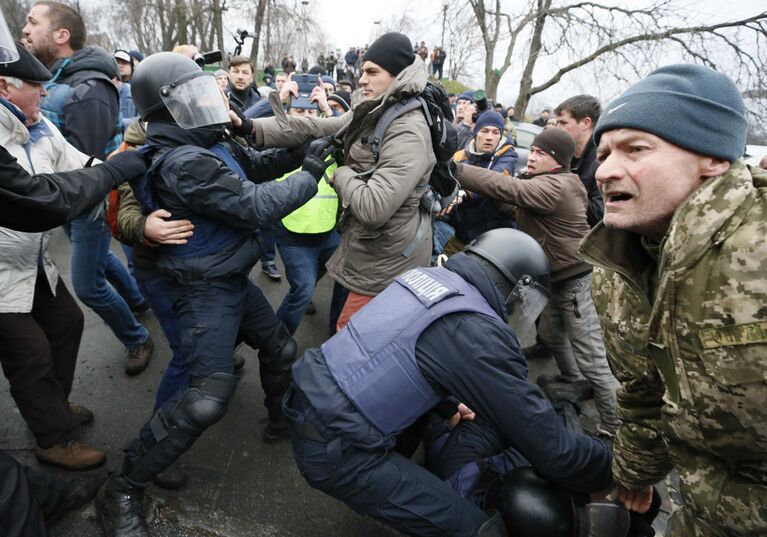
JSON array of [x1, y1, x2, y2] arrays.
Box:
[[291, 253, 612, 494], [142, 121, 317, 282]]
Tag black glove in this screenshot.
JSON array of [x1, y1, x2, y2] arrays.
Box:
[[301, 138, 336, 182], [228, 102, 254, 138], [102, 150, 148, 186]]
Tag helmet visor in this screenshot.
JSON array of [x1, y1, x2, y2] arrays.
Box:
[[0, 13, 20, 63], [506, 277, 549, 341], [160, 72, 230, 129]]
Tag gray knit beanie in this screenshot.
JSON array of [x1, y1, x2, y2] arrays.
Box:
[[594, 64, 747, 162], [531, 128, 576, 168]]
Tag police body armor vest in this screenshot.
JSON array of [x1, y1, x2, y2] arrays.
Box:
[[148, 142, 253, 259], [322, 266, 502, 436], [276, 161, 338, 234], [41, 59, 122, 158]]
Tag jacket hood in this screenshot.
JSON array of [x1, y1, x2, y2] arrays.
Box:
[[444, 252, 508, 321], [349, 56, 427, 110], [0, 99, 29, 145], [49, 46, 118, 79]]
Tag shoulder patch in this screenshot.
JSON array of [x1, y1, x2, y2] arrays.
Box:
[[396, 268, 461, 307]]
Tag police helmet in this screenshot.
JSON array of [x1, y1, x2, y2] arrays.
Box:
[[131, 52, 229, 129], [485, 467, 578, 537], [0, 11, 19, 62], [464, 228, 550, 320]]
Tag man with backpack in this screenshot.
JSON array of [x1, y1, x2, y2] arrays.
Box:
[[236, 32, 442, 330]]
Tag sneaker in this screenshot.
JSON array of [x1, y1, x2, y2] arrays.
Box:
[[69, 403, 94, 426], [596, 423, 617, 439], [522, 343, 553, 360], [153, 459, 188, 490], [262, 418, 289, 444], [261, 263, 282, 280], [125, 335, 153, 376], [131, 301, 150, 317], [35, 440, 106, 471], [305, 301, 317, 315]]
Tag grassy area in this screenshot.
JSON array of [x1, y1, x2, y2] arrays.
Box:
[[434, 78, 472, 95]]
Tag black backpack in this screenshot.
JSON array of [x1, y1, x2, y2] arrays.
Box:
[[365, 81, 460, 215]]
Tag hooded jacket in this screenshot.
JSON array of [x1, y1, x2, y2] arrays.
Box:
[[42, 46, 121, 158], [253, 57, 436, 295], [450, 141, 518, 243], [0, 100, 90, 312]]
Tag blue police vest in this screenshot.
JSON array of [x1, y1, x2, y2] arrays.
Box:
[[322, 266, 502, 436], [152, 143, 254, 259], [41, 59, 122, 157]]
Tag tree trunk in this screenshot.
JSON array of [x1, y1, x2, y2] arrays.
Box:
[[175, 0, 188, 45], [249, 0, 268, 66], [513, 0, 549, 118]]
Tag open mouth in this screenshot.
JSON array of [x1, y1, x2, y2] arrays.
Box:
[[606, 192, 633, 203]]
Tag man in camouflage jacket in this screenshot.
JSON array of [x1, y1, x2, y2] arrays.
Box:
[[579, 63, 766, 536]]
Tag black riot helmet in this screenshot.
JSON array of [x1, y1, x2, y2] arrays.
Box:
[[464, 228, 550, 335], [131, 52, 230, 129], [0, 11, 20, 62], [485, 467, 578, 537]]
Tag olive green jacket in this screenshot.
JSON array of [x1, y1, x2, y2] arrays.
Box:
[[253, 57, 435, 295], [579, 161, 767, 536]]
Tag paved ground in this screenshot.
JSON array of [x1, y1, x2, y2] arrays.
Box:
[[0, 231, 670, 536]]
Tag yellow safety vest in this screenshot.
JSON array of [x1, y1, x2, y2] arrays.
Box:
[[276, 161, 339, 234]]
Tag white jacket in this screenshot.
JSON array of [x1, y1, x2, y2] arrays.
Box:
[[0, 102, 90, 312]]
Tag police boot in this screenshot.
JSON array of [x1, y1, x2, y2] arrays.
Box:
[[258, 324, 297, 444], [476, 511, 508, 537], [96, 464, 148, 537]]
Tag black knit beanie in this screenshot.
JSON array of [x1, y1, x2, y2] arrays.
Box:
[[531, 129, 576, 168], [362, 32, 415, 76]]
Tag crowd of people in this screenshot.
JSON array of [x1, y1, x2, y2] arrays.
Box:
[[0, 2, 766, 537]]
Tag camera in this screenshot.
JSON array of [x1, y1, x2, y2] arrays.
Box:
[[194, 50, 223, 68], [471, 89, 489, 123]]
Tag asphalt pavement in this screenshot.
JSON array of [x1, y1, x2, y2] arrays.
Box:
[[0, 230, 669, 536]]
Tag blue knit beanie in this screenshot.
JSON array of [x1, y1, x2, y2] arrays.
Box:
[[458, 90, 475, 103], [473, 111, 506, 136], [594, 64, 747, 162]]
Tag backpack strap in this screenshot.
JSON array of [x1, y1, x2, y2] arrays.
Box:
[[369, 98, 422, 162]]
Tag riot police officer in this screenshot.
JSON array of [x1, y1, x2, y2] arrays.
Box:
[[95, 52, 334, 537], [282, 228, 614, 537]]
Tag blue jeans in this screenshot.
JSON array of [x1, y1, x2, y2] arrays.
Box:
[[106, 245, 144, 307], [135, 268, 186, 410], [275, 231, 341, 334], [63, 215, 148, 349], [259, 227, 276, 265]]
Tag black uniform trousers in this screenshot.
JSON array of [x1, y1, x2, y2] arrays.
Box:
[[0, 274, 83, 447]]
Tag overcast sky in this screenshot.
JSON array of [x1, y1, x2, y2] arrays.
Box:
[[297, 0, 763, 110]]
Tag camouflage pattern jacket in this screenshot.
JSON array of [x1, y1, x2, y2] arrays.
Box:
[[579, 161, 767, 537]]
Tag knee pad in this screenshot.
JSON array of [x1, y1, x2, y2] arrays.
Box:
[[176, 373, 240, 431]]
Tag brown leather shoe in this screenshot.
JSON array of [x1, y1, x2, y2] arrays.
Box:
[[69, 403, 94, 426], [35, 440, 106, 470], [125, 335, 153, 376]]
